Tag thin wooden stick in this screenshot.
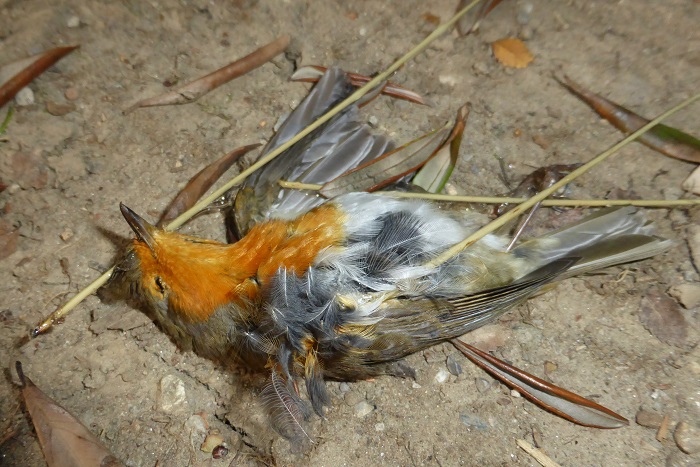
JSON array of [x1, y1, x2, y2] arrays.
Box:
[[278, 180, 700, 207], [32, 0, 486, 335], [516, 439, 561, 467]]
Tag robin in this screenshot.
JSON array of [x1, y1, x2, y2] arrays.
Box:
[[108, 68, 671, 442]]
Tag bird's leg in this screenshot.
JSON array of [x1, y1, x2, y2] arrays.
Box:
[[450, 338, 628, 429]]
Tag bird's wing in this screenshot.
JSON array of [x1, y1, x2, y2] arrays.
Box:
[[233, 67, 393, 237], [358, 257, 579, 362]]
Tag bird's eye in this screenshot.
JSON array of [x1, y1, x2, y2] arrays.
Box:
[[154, 276, 165, 294]]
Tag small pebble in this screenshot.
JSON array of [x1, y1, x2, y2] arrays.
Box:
[[411, 381, 422, 389], [344, 391, 364, 406], [444, 183, 458, 196], [519, 26, 534, 41], [60, 228, 74, 242], [434, 368, 450, 384], [669, 283, 700, 309], [475, 378, 490, 393], [446, 355, 462, 376], [682, 165, 700, 195], [46, 101, 75, 116], [354, 400, 375, 418], [543, 360, 558, 375], [185, 414, 207, 448], [438, 75, 457, 87], [374, 422, 385, 432], [472, 61, 490, 76], [339, 382, 351, 393], [212, 445, 229, 459], [368, 115, 379, 127], [157, 374, 188, 413], [66, 15, 80, 28], [517, 3, 533, 25], [546, 106, 563, 119], [510, 389, 521, 398], [674, 421, 700, 454], [532, 134, 550, 150], [15, 87, 35, 106], [65, 87, 79, 101]]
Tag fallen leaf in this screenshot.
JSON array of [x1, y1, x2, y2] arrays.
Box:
[[452, 339, 628, 428], [558, 76, 700, 163], [10, 151, 48, 189], [0, 220, 19, 259], [413, 104, 470, 193], [639, 288, 688, 347], [16, 362, 124, 467], [492, 38, 534, 69], [125, 35, 289, 113]]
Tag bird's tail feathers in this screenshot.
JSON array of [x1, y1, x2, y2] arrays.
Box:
[[513, 207, 673, 276]]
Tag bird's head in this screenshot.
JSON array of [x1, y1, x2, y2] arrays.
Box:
[[106, 203, 254, 325]]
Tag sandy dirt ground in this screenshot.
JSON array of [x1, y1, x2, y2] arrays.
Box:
[[1, 1, 699, 465]]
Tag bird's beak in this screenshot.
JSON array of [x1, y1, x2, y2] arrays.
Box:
[[120, 203, 158, 254]]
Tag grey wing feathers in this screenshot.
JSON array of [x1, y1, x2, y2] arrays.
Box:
[[442, 257, 577, 327], [365, 258, 578, 362], [237, 67, 394, 227]]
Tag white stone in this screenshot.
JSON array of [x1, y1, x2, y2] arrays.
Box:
[[682, 165, 700, 195], [67, 15, 80, 28], [15, 87, 35, 106], [157, 374, 188, 413], [354, 400, 374, 417], [434, 368, 450, 384]]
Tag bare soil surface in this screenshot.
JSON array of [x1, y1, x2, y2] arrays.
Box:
[[1, 1, 699, 466]]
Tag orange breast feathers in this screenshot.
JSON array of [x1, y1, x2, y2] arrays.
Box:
[[131, 203, 347, 324]]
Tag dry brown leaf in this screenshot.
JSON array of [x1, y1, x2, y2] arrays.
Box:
[[558, 75, 700, 163], [16, 362, 124, 467], [125, 36, 289, 113], [492, 38, 534, 69], [0, 220, 19, 260], [639, 288, 688, 348]]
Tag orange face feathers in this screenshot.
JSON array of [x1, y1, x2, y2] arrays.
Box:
[[131, 232, 247, 324], [121, 202, 348, 325]]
